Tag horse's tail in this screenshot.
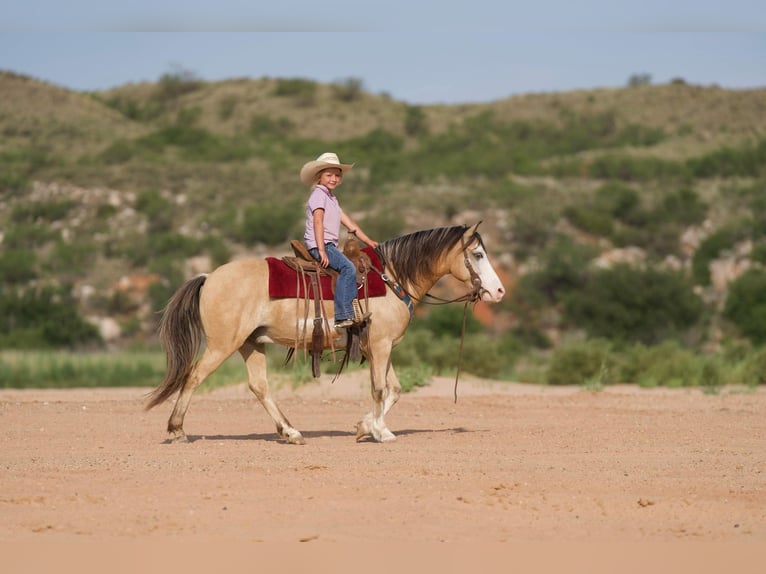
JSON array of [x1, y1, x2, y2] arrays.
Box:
[[145, 274, 207, 410]]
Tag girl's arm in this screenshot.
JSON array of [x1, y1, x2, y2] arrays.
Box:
[[312, 208, 329, 267], [341, 211, 378, 248]]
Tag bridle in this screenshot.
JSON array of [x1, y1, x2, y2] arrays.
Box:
[[372, 232, 486, 403]]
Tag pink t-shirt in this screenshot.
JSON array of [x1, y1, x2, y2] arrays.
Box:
[[304, 185, 342, 249]]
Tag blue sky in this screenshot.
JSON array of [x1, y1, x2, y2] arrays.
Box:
[[1, 1, 764, 104]]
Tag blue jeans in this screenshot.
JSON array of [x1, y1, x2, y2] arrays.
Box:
[[309, 243, 357, 321]]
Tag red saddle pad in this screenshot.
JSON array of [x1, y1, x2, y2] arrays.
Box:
[[267, 247, 387, 299]]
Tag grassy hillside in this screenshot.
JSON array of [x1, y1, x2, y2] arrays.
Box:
[[1, 69, 765, 386]]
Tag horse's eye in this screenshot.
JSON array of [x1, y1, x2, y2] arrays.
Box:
[[473, 251, 484, 260]]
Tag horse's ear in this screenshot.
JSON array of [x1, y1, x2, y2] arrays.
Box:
[[466, 221, 482, 235]]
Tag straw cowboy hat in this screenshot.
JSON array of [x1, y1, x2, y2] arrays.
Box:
[[300, 152, 354, 186]]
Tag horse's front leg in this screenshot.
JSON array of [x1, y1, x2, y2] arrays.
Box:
[[356, 343, 398, 443], [240, 341, 305, 445]]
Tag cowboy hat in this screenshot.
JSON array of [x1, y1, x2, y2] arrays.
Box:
[[300, 152, 354, 186]]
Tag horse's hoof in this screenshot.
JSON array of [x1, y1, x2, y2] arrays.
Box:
[[379, 428, 397, 442], [285, 431, 306, 445], [169, 433, 188, 444], [355, 421, 370, 442], [370, 427, 397, 443]]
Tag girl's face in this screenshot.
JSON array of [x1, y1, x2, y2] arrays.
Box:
[[318, 168, 343, 191]]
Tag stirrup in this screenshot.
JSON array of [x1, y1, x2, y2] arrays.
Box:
[[352, 299, 371, 324], [334, 318, 354, 329]]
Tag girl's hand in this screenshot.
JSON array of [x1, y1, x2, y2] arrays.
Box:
[[318, 250, 329, 268]]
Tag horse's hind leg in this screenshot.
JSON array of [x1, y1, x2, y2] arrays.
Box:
[[240, 341, 305, 445], [167, 346, 230, 442]]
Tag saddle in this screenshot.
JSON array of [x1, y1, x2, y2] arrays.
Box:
[[281, 238, 373, 378], [283, 239, 372, 284]]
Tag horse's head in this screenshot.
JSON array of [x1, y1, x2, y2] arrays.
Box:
[[450, 223, 506, 303]]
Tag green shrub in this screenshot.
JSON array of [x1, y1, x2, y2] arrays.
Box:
[[593, 182, 641, 222], [564, 265, 704, 344], [564, 205, 614, 236], [97, 95, 164, 122], [405, 105, 429, 136], [46, 240, 98, 275], [0, 172, 30, 194], [11, 199, 75, 223], [629, 341, 700, 387], [274, 78, 317, 106], [155, 66, 203, 102], [0, 287, 101, 349], [587, 154, 686, 181], [526, 237, 598, 303], [250, 114, 294, 138], [657, 187, 707, 226], [412, 305, 483, 337], [3, 224, 57, 249], [692, 225, 747, 285], [0, 250, 37, 284], [724, 269, 766, 344], [331, 77, 365, 102], [217, 95, 238, 120], [358, 212, 406, 242], [739, 347, 766, 386], [688, 138, 766, 178], [547, 339, 616, 385], [239, 201, 301, 246], [135, 189, 174, 233]]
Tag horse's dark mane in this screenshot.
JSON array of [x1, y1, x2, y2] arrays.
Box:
[[374, 225, 482, 289]]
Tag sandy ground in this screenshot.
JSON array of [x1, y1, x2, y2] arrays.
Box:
[[2, 374, 765, 569]]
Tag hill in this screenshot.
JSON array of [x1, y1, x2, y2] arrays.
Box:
[[1, 69, 765, 383]]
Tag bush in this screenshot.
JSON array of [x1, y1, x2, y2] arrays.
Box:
[[331, 77, 365, 102], [46, 240, 98, 276], [412, 305, 483, 338], [526, 237, 598, 303], [564, 205, 614, 236], [688, 137, 766, 178], [724, 269, 766, 344], [692, 225, 748, 285], [11, 200, 75, 223], [0, 287, 101, 349], [405, 106, 429, 136], [547, 339, 616, 385], [239, 201, 301, 246], [155, 65, 203, 102], [274, 78, 317, 106], [657, 187, 707, 226], [135, 189, 174, 233], [0, 250, 37, 284], [587, 154, 686, 181], [250, 114, 294, 138], [3, 224, 57, 249], [739, 347, 766, 386], [564, 265, 704, 344], [626, 341, 700, 387], [358, 212, 406, 242], [593, 182, 641, 222]]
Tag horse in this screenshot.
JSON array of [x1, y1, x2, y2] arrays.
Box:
[[146, 223, 506, 444]]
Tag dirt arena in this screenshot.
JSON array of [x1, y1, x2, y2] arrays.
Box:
[[2, 374, 765, 569]]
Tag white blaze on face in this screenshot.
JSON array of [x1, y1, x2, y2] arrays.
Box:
[[469, 244, 506, 303]]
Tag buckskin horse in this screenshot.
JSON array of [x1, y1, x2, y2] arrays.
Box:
[[146, 223, 506, 443]]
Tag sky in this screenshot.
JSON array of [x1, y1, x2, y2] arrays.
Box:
[[1, 1, 764, 104]]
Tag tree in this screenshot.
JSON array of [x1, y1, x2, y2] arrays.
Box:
[[564, 265, 703, 344], [724, 269, 766, 344]]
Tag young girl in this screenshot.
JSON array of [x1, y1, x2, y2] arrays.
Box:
[[301, 152, 378, 329]]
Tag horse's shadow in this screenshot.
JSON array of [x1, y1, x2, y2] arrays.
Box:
[[166, 426, 476, 444]]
